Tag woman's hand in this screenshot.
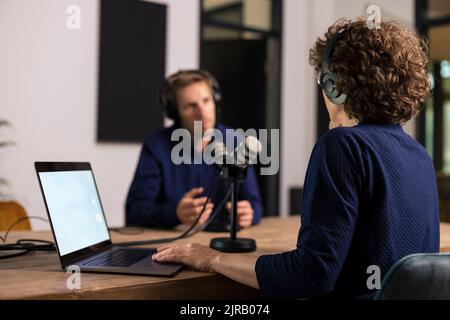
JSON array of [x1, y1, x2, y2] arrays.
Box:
[[152, 243, 221, 272], [153, 243, 260, 289]]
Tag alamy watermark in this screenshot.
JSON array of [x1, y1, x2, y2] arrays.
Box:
[[170, 121, 279, 176], [366, 265, 381, 290], [66, 265, 81, 290], [66, 5, 81, 30], [366, 4, 381, 30]]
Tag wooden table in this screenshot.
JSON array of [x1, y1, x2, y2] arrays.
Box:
[[1, 217, 449, 300]]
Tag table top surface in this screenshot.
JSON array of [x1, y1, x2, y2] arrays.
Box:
[[1, 216, 449, 300]]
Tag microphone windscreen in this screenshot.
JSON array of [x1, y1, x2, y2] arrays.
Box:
[[234, 136, 262, 167], [245, 136, 263, 157]]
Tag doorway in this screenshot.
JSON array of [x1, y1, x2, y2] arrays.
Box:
[[200, 0, 282, 216]]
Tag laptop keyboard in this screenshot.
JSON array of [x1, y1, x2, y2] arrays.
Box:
[[83, 248, 155, 267]]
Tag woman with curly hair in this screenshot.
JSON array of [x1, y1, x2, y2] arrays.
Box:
[[151, 18, 439, 299]]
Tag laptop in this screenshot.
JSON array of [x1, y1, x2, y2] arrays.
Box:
[[35, 162, 183, 276]]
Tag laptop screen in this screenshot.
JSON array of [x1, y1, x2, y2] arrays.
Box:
[[38, 170, 110, 256]]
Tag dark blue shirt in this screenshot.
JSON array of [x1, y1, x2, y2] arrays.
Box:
[[126, 124, 263, 228], [255, 123, 440, 299]]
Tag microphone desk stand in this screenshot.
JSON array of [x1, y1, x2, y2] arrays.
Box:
[[209, 166, 257, 253]]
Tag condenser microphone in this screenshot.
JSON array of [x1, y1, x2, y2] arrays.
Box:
[[209, 136, 262, 253], [227, 135, 262, 169], [209, 136, 262, 169]]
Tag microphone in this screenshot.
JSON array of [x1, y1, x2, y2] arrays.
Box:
[[209, 136, 262, 253], [208, 136, 262, 169], [228, 135, 263, 169]]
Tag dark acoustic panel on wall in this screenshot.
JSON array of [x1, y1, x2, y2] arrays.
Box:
[[97, 0, 166, 142]]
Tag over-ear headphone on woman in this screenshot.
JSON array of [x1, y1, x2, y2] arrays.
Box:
[[318, 28, 348, 105], [159, 70, 222, 122]]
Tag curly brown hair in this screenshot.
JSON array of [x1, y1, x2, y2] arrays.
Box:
[[309, 18, 430, 124]]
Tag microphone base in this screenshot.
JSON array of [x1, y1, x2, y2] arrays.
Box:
[[209, 237, 256, 253]]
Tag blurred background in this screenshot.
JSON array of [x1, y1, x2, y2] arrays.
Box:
[[1, 0, 450, 230]]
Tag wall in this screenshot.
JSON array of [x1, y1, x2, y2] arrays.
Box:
[[0, 0, 199, 230]]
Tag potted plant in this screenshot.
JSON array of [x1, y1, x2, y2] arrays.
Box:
[[0, 120, 12, 194], [0, 120, 14, 194], [0, 120, 30, 231]]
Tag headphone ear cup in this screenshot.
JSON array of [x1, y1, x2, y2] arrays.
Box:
[[213, 88, 222, 105], [159, 80, 177, 120], [320, 71, 347, 105], [209, 75, 222, 106], [322, 73, 335, 95], [209, 77, 222, 121], [320, 29, 348, 106], [330, 91, 347, 105], [165, 102, 176, 120], [321, 72, 336, 97]]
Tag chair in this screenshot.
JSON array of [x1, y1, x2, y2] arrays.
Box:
[[375, 253, 450, 300], [0, 201, 31, 231]]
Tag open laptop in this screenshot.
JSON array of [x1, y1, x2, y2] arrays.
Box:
[[35, 162, 183, 276]]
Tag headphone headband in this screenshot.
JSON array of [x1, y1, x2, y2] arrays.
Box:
[[323, 28, 347, 68]]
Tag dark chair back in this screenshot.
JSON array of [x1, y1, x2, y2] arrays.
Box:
[[375, 253, 450, 300]]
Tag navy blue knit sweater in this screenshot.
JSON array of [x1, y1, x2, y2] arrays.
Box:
[[255, 123, 440, 299]]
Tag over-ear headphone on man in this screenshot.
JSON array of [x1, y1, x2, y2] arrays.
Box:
[[318, 28, 347, 105], [159, 70, 222, 122]]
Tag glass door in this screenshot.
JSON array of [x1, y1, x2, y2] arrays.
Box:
[[416, 0, 450, 221], [200, 0, 282, 216]]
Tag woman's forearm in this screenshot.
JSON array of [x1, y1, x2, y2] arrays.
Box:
[[212, 253, 260, 289]]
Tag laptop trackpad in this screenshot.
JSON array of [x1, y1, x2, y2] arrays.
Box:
[[133, 255, 183, 274]]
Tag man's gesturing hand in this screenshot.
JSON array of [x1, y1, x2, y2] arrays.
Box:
[[176, 187, 214, 225], [226, 200, 254, 228]]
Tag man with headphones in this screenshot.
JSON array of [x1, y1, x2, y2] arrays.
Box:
[[125, 70, 263, 230]]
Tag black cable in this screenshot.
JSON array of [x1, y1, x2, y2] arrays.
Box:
[[0, 216, 49, 243], [176, 186, 230, 237], [0, 216, 56, 260], [115, 175, 223, 247], [0, 239, 55, 251], [194, 187, 231, 232], [0, 249, 31, 259]]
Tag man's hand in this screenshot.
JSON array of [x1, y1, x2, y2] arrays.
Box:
[[226, 200, 254, 228], [176, 187, 214, 226]]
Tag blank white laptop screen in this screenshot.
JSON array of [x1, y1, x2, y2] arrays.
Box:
[[38, 170, 110, 256]]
